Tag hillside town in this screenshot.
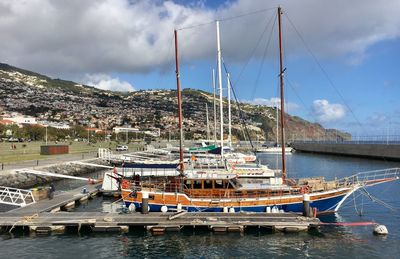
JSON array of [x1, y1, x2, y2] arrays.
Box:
[[0, 63, 350, 142]]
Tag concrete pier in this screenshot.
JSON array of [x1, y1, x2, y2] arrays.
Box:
[[292, 142, 400, 161]]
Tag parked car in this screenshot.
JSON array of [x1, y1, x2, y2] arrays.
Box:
[[116, 145, 128, 151], [8, 137, 19, 142]]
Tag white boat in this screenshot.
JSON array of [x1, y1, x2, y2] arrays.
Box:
[[256, 146, 293, 154]]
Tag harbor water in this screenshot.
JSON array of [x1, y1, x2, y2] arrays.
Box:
[[1, 153, 400, 258]]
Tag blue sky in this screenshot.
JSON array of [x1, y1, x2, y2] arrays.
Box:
[[0, 0, 399, 136]]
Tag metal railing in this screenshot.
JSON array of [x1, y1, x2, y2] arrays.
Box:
[[292, 135, 400, 145], [336, 168, 400, 187], [0, 186, 36, 207]]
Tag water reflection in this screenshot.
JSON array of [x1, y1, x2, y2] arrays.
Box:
[[1, 153, 400, 258]]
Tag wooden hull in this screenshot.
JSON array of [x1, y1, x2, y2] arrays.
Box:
[[122, 187, 351, 213]]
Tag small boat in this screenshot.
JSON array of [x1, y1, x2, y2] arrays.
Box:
[[256, 146, 294, 154]]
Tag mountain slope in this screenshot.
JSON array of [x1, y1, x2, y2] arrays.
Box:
[[0, 63, 350, 141]]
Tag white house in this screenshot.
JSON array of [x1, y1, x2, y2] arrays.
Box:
[[113, 127, 140, 134], [4, 116, 37, 125]]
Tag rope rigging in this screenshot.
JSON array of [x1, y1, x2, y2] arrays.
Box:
[[221, 60, 256, 155], [283, 12, 365, 132], [177, 7, 276, 31]]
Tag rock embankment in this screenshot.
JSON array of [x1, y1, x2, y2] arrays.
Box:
[[0, 160, 108, 189]]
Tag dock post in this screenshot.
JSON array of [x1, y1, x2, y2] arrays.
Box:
[[142, 192, 149, 214], [303, 194, 312, 217]]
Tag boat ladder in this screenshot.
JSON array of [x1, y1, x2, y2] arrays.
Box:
[[0, 186, 36, 207]]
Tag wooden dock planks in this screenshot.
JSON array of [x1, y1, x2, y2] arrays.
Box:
[[0, 211, 320, 233], [0, 181, 320, 234], [6, 183, 101, 215]]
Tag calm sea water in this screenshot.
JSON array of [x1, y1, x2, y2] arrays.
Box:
[[1, 153, 400, 258]]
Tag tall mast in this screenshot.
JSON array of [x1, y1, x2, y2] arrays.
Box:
[[227, 73, 232, 148], [276, 100, 279, 144], [174, 29, 184, 173], [212, 69, 217, 144], [278, 7, 286, 183], [216, 20, 224, 157], [206, 103, 210, 140]]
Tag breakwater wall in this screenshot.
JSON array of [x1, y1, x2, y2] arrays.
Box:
[[0, 161, 107, 189], [291, 142, 400, 161]]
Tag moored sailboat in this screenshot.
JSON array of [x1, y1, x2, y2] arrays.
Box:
[[121, 7, 400, 214]]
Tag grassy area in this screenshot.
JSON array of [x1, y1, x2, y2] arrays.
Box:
[[0, 141, 144, 163]]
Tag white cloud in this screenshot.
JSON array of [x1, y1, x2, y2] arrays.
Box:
[[312, 99, 346, 123], [83, 74, 134, 92], [247, 97, 299, 112], [0, 0, 399, 75], [368, 113, 387, 124]]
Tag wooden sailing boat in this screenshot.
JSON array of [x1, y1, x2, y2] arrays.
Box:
[[121, 7, 400, 214]]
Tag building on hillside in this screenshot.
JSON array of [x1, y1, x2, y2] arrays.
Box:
[[113, 127, 140, 134], [0, 119, 16, 126], [4, 115, 37, 125], [85, 127, 104, 134], [38, 121, 71, 130]]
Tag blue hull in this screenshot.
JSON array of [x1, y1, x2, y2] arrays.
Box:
[[124, 194, 345, 213]]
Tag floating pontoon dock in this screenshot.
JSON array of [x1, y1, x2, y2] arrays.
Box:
[[0, 181, 320, 234], [0, 211, 319, 234]]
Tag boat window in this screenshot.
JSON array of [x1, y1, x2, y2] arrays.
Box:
[[214, 180, 223, 189], [227, 181, 235, 189], [184, 180, 192, 189], [204, 180, 213, 189], [192, 180, 202, 189], [222, 180, 235, 189], [149, 194, 155, 200]]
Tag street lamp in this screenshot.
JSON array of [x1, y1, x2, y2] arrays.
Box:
[[45, 125, 48, 145]]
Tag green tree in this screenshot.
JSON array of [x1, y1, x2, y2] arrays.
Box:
[[21, 125, 45, 141]]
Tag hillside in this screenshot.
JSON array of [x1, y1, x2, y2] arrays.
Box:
[[0, 63, 350, 142]]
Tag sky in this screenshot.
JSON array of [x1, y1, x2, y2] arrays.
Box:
[[0, 0, 399, 136]]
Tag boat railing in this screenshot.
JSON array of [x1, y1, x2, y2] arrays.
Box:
[[182, 187, 302, 200], [335, 168, 400, 187], [134, 180, 183, 193], [120, 167, 179, 177]]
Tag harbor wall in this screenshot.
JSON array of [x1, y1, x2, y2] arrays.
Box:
[[0, 162, 106, 189], [291, 143, 400, 161]]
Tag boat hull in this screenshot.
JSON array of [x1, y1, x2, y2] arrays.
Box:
[[122, 188, 349, 213]]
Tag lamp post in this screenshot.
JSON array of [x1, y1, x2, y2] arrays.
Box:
[[45, 125, 48, 145]]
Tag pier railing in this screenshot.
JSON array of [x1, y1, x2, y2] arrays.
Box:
[[0, 186, 36, 207], [292, 135, 400, 145]]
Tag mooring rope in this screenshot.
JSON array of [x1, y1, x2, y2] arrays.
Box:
[[9, 213, 39, 233], [359, 187, 398, 212]]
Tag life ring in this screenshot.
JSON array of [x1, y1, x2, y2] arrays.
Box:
[[121, 180, 130, 189], [300, 185, 310, 194]]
